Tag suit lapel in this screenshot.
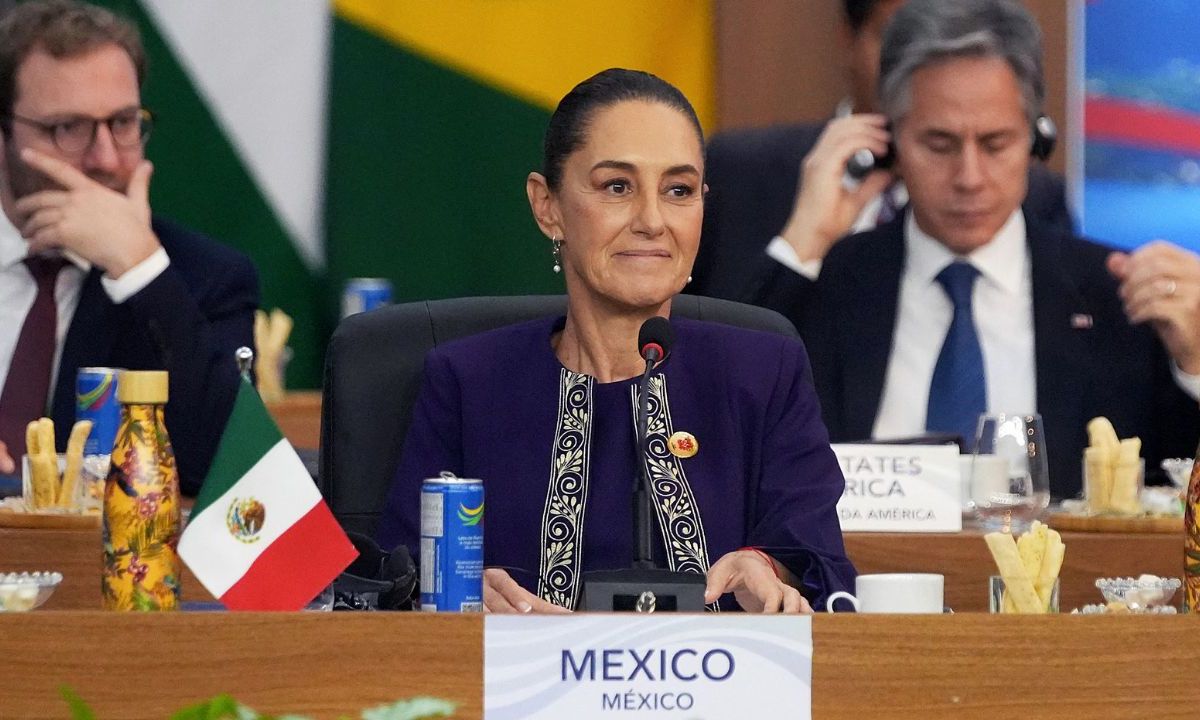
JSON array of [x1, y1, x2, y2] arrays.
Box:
[[1029, 220, 1093, 496], [838, 219, 904, 440], [51, 270, 118, 429]]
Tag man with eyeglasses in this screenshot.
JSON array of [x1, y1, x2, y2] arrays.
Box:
[[0, 0, 258, 495]]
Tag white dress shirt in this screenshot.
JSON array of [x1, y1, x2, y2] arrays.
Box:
[[0, 212, 169, 403], [766, 183, 910, 278], [868, 211, 1200, 438], [873, 211, 1036, 438]]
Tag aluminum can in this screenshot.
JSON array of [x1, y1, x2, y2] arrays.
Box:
[[341, 278, 393, 318], [76, 367, 121, 455], [420, 474, 484, 612]]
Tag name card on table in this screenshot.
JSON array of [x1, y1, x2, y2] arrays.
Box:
[[484, 615, 812, 720], [833, 443, 961, 532]]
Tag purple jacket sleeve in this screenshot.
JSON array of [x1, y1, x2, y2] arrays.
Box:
[[744, 338, 856, 610]]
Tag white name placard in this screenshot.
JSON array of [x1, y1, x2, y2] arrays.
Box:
[[833, 443, 961, 532], [484, 615, 812, 720]]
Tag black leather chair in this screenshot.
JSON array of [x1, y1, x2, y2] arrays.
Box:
[[317, 294, 799, 536]]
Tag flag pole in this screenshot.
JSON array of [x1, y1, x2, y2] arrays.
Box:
[[235, 346, 254, 383]]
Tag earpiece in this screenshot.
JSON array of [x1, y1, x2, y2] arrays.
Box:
[[1030, 114, 1057, 161], [845, 113, 1057, 181]]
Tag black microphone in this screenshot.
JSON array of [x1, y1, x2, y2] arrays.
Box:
[[638, 316, 673, 364], [633, 317, 672, 568], [579, 316, 706, 612]]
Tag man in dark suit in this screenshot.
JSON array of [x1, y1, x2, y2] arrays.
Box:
[[0, 0, 257, 495], [693, 0, 900, 303], [691, 0, 1072, 306], [758, 0, 1200, 498]]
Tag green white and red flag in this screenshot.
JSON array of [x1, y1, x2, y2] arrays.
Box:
[[178, 379, 356, 610]]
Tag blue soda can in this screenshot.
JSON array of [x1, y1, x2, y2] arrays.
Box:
[[420, 474, 484, 612], [341, 278, 393, 318], [76, 367, 121, 455]]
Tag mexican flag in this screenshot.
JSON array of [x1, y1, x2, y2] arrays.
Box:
[[178, 379, 356, 610]]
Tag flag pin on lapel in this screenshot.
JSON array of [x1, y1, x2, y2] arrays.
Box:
[[1070, 313, 1093, 329]]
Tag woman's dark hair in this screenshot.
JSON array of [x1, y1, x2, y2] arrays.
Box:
[[541, 68, 703, 191]]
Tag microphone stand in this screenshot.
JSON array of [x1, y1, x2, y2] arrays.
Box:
[[580, 349, 707, 612], [632, 355, 656, 570]]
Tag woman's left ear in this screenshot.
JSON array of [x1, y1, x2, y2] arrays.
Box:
[[702, 182, 709, 198], [526, 172, 560, 237]]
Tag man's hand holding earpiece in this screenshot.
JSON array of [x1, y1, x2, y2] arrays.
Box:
[[778, 114, 894, 264]]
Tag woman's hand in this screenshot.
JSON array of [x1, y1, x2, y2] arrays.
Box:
[[483, 568, 572, 614], [704, 549, 812, 614]]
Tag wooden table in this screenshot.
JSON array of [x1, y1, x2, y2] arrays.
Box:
[[0, 526, 217, 609], [1, 612, 1198, 719], [2, 526, 1182, 612], [264, 390, 322, 450], [844, 529, 1181, 612]]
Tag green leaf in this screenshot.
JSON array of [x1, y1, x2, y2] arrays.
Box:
[[360, 697, 456, 720], [79, 692, 455, 720], [59, 686, 96, 720], [169, 694, 265, 720]]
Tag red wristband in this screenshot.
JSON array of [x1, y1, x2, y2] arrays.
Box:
[[737, 546, 781, 580]]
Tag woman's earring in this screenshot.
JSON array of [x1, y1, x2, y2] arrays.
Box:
[[552, 237, 563, 274], [687, 275, 693, 284]]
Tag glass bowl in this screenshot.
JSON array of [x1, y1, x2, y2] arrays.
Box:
[[1095, 576, 1181, 610], [0, 571, 62, 611], [1073, 603, 1178, 615]]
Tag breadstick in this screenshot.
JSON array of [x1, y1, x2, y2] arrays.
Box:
[[58, 420, 93, 509], [985, 532, 1044, 614], [1036, 530, 1065, 612], [25, 418, 58, 510]]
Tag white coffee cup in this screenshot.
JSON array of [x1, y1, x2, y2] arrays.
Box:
[[826, 573, 944, 613]]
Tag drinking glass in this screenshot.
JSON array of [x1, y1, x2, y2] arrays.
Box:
[[969, 413, 1050, 532], [989, 576, 1059, 613]]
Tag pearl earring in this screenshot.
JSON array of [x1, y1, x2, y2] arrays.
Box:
[[551, 237, 563, 274]]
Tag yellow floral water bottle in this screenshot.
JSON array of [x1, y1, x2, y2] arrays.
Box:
[[1187, 451, 1200, 612], [102, 371, 181, 610]]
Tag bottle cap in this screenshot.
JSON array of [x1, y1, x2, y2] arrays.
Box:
[[117, 370, 168, 404]]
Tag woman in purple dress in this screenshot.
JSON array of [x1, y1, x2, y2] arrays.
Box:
[[378, 69, 855, 613]]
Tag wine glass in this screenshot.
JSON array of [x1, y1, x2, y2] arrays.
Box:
[[969, 413, 1050, 533]]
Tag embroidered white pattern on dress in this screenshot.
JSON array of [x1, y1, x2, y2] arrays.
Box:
[[631, 375, 717, 610], [536, 369, 592, 608]]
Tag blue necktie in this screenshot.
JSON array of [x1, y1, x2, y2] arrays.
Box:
[[926, 261, 986, 447]]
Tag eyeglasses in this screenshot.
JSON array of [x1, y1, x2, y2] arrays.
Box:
[[5, 108, 154, 153]]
